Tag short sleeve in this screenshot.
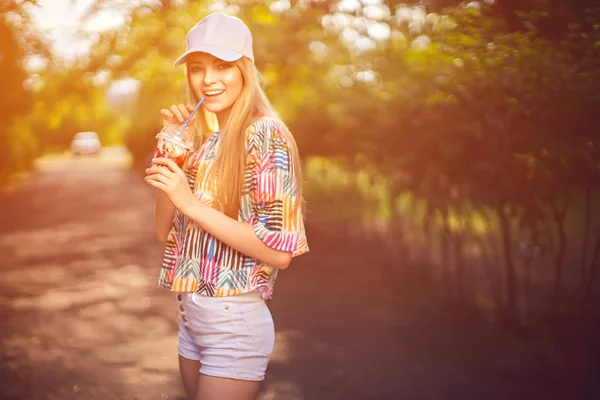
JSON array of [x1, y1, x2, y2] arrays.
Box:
[[245, 119, 309, 258]]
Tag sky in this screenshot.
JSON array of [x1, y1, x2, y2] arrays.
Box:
[[28, 0, 132, 60], [27, 0, 143, 98]]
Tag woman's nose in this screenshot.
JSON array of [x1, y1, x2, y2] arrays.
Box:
[[203, 68, 217, 85]]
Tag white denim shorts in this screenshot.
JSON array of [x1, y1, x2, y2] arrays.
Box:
[[176, 290, 275, 381]]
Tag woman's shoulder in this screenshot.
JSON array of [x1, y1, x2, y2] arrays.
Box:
[[245, 116, 288, 150], [246, 116, 283, 137]]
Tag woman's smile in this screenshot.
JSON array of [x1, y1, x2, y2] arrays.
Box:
[[203, 89, 225, 97], [187, 52, 244, 126]]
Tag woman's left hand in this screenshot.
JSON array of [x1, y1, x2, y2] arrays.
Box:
[[145, 158, 195, 212]]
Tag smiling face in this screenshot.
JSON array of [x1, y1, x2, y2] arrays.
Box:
[[186, 52, 244, 128]]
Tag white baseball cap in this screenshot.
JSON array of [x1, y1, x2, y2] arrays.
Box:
[[173, 12, 254, 67]]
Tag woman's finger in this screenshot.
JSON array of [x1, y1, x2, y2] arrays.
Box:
[[146, 173, 172, 187], [145, 165, 173, 176], [170, 105, 184, 123], [160, 108, 174, 120], [160, 109, 179, 128], [178, 103, 190, 120], [160, 109, 175, 125], [147, 166, 178, 183], [152, 157, 180, 174], [144, 176, 168, 191]]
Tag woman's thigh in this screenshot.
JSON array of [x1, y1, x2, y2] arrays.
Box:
[[179, 355, 200, 400], [195, 373, 261, 400]]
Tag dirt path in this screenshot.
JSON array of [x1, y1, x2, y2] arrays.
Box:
[[0, 149, 595, 400]]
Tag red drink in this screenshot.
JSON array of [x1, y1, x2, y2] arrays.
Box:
[[154, 125, 193, 168]]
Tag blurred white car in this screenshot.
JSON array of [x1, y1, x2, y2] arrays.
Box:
[[71, 131, 101, 155]]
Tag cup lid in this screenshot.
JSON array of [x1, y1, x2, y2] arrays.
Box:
[[156, 125, 194, 147], [155, 132, 194, 150]]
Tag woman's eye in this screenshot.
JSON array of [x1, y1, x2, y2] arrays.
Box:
[[190, 67, 204, 73], [218, 63, 232, 69]]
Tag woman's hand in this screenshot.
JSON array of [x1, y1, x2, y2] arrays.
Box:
[[145, 157, 196, 213], [160, 103, 196, 128]]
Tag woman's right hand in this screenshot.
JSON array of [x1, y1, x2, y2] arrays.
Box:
[[160, 103, 195, 128]]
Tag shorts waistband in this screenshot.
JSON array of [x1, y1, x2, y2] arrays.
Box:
[[180, 290, 264, 309]]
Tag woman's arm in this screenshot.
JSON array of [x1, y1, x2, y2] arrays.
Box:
[[152, 102, 196, 242], [145, 158, 292, 268], [154, 190, 176, 243], [180, 200, 293, 269]]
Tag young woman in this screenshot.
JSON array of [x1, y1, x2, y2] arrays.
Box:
[[144, 12, 309, 400]]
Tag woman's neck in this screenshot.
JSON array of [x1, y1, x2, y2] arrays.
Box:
[[216, 108, 231, 130]]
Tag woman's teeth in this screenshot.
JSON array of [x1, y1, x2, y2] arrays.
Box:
[[204, 90, 224, 97]]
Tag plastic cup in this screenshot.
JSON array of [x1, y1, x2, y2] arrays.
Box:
[[154, 125, 194, 168]]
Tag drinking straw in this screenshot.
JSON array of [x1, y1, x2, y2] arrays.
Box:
[[178, 97, 205, 135]]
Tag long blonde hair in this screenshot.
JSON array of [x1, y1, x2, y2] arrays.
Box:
[[185, 57, 304, 219]]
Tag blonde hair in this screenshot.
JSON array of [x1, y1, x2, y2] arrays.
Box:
[[185, 57, 304, 219]]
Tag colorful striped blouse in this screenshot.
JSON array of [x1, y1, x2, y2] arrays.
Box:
[[158, 118, 309, 300]]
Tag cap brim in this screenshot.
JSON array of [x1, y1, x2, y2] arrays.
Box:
[[173, 44, 243, 67]]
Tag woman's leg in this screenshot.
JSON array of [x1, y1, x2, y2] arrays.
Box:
[[179, 355, 201, 400], [195, 374, 260, 400]]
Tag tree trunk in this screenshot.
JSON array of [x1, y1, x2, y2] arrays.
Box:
[[478, 235, 503, 311], [524, 223, 540, 326], [441, 209, 452, 299], [579, 185, 592, 291], [497, 203, 517, 320], [581, 238, 600, 312], [453, 231, 465, 305], [550, 202, 568, 317]]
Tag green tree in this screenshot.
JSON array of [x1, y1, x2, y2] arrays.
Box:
[[0, 0, 47, 181]]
